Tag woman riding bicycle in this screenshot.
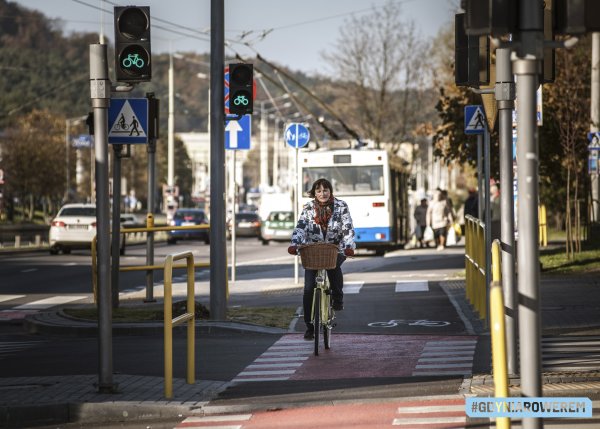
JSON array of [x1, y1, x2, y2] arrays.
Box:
[[287, 178, 355, 340]]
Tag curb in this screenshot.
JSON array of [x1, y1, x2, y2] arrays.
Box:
[[23, 311, 287, 337]]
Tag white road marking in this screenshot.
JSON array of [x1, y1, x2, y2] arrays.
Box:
[[395, 280, 428, 292], [13, 296, 86, 310]]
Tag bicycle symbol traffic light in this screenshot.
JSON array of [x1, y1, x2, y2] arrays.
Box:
[[114, 6, 151, 83], [229, 63, 253, 115]]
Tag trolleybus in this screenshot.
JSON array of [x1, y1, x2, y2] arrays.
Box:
[[297, 147, 410, 255]]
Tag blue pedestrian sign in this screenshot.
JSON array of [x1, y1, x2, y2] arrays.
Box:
[[108, 98, 148, 144], [225, 114, 251, 150], [284, 123, 310, 148], [464, 105, 486, 135]]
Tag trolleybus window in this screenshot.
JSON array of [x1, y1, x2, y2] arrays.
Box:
[[302, 166, 384, 196]]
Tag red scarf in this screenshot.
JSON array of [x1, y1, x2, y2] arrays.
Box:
[[314, 196, 334, 232]]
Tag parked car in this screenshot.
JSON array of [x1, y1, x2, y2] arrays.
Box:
[[167, 208, 209, 244], [49, 204, 97, 255], [260, 211, 294, 245], [228, 212, 261, 238]]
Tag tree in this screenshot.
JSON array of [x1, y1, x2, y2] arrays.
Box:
[[323, 1, 432, 146], [1, 109, 65, 220], [545, 36, 592, 257]]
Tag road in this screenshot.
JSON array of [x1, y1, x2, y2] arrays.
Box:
[[0, 240, 487, 428]]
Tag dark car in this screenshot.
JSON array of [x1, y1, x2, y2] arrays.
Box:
[[228, 212, 261, 238], [167, 209, 209, 244]]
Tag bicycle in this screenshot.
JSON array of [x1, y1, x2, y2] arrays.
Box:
[[298, 242, 339, 356]]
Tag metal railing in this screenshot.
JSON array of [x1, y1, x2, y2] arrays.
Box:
[[163, 251, 196, 399], [490, 239, 510, 429], [465, 215, 487, 320], [91, 224, 210, 301]]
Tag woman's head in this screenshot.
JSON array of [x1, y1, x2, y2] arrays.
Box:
[[308, 178, 333, 202]]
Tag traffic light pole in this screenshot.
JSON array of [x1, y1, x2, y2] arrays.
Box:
[[89, 43, 116, 393], [514, 2, 543, 427], [111, 144, 123, 309], [210, 0, 227, 320], [495, 47, 518, 376]]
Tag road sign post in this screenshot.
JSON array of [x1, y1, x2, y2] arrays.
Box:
[[284, 123, 310, 285]]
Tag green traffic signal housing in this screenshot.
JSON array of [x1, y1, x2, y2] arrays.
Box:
[[229, 63, 253, 115], [114, 6, 151, 83]]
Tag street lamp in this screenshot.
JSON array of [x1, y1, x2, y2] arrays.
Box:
[[259, 94, 292, 190], [65, 115, 87, 202], [168, 52, 211, 202]]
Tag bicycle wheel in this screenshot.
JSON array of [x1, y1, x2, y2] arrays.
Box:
[[323, 293, 331, 349], [313, 290, 321, 356]]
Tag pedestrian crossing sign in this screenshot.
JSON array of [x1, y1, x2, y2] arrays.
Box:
[[464, 105, 486, 135], [108, 98, 149, 144]]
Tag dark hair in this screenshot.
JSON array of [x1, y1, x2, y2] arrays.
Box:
[[307, 178, 333, 198]]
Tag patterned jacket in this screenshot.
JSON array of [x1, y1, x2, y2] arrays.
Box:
[[291, 198, 356, 252]]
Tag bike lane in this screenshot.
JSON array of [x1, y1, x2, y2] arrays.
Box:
[[178, 396, 469, 428]]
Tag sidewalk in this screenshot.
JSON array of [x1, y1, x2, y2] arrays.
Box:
[[3, 272, 600, 427]]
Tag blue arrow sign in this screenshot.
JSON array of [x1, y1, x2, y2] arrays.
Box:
[[464, 105, 486, 135], [108, 98, 149, 144], [72, 134, 93, 149], [225, 114, 251, 150], [284, 123, 310, 148]]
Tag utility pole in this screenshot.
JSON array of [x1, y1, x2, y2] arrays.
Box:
[[168, 50, 175, 190], [210, 0, 227, 320], [89, 43, 116, 393], [514, 2, 543, 427], [495, 47, 517, 375]]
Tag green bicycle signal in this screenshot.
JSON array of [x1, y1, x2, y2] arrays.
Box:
[[122, 53, 145, 69], [233, 95, 249, 106]]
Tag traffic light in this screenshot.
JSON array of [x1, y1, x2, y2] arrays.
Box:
[[463, 0, 517, 36], [229, 63, 253, 115], [455, 13, 490, 87], [114, 6, 151, 82]]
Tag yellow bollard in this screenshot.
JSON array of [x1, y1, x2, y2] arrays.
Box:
[[490, 240, 510, 429]]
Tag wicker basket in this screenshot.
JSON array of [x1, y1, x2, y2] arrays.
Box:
[[299, 243, 339, 270]]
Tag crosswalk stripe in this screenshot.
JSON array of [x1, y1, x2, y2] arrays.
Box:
[[13, 296, 86, 310], [395, 280, 428, 292], [0, 295, 25, 303], [344, 281, 363, 294], [541, 336, 600, 372], [182, 414, 251, 423]]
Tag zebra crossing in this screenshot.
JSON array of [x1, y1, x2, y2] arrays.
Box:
[[412, 339, 477, 377], [0, 339, 47, 358], [232, 337, 312, 383], [0, 294, 86, 320], [542, 335, 600, 372], [392, 397, 467, 427]]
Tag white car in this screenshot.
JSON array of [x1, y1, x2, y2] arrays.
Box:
[[49, 204, 97, 254]]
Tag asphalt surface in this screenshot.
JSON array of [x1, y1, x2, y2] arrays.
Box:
[[3, 246, 600, 428]]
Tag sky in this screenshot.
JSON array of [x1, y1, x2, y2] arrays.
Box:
[[12, 0, 458, 76]]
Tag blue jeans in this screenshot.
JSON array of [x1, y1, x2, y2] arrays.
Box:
[[303, 253, 346, 326]]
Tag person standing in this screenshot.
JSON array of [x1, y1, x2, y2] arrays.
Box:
[[427, 190, 453, 251], [287, 178, 355, 340], [413, 198, 429, 248]]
